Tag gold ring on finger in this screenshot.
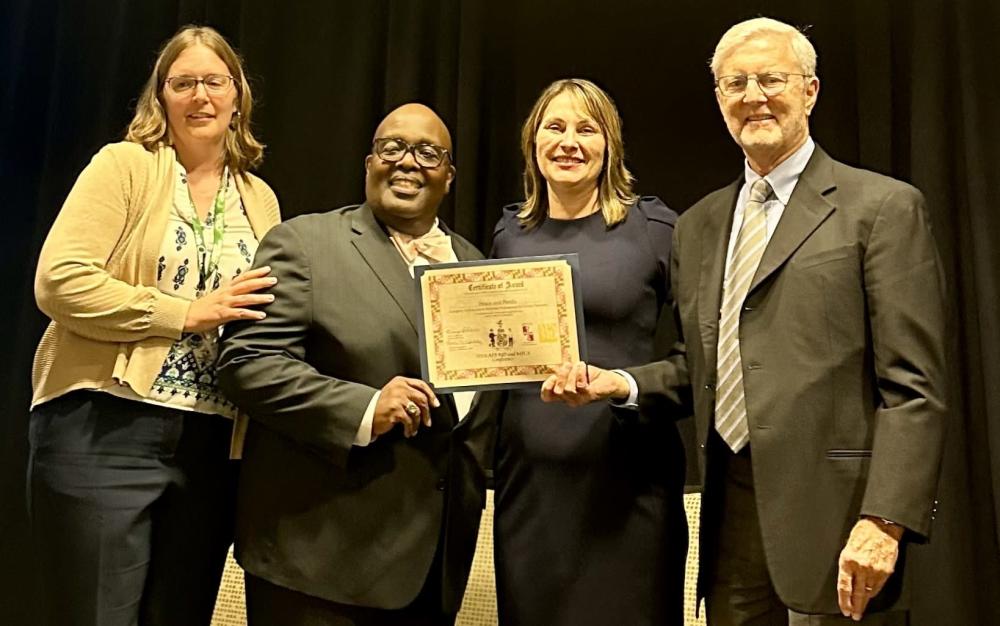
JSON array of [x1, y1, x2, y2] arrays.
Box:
[[405, 402, 420, 417]]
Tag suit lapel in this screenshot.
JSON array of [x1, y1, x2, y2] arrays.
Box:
[[749, 147, 837, 294], [350, 204, 420, 334], [695, 146, 838, 369], [697, 182, 740, 374], [349, 208, 485, 336]]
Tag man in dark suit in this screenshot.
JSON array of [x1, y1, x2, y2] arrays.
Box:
[[217, 103, 495, 625], [542, 17, 947, 625]]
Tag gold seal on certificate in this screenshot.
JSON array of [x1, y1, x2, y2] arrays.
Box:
[[414, 254, 587, 392]]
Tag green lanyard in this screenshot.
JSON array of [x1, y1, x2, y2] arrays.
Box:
[[184, 166, 230, 297]]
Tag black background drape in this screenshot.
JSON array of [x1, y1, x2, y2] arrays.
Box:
[[2, 1, 997, 624]]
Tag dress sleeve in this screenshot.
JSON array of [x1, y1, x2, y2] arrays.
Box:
[[489, 203, 522, 258], [624, 202, 692, 419], [636, 195, 679, 308]]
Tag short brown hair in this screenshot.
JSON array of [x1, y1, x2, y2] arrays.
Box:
[[518, 78, 636, 229], [125, 25, 264, 172]]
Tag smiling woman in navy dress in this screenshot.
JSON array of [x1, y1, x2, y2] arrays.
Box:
[[490, 78, 687, 625]]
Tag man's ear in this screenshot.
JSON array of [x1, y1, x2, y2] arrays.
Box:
[[804, 76, 820, 116], [714, 87, 726, 117], [364, 154, 372, 173], [446, 164, 456, 193]]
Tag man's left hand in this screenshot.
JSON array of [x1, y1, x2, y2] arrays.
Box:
[[837, 517, 903, 621]]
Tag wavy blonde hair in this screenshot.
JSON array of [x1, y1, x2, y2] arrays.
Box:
[[518, 78, 636, 229], [125, 25, 263, 172]]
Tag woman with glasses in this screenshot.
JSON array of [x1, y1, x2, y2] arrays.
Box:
[[28, 25, 279, 626], [490, 79, 687, 625]]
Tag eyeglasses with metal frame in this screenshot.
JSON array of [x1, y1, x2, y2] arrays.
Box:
[[715, 72, 812, 97], [372, 138, 452, 168], [164, 74, 236, 95]]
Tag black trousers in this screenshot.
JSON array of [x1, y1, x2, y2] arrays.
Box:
[[27, 390, 238, 626]]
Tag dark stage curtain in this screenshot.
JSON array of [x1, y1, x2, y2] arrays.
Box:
[[2, 1, 997, 624]]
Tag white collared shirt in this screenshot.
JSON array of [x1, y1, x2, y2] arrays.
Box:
[[724, 137, 816, 269]]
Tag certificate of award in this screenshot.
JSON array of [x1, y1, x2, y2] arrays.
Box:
[[414, 254, 587, 392]]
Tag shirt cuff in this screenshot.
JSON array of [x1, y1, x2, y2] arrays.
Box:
[[355, 390, 379, 446], [609, 369, 639, 409]]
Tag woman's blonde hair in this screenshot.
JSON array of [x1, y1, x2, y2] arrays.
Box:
[[125, 25, 263, 172], [518, 78, 636, 229]]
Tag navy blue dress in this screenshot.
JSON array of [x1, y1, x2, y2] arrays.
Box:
[[490, 198, 688, 625]]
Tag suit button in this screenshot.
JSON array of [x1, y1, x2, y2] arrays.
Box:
[[436, 479, 446, 491], [704, 383, 715, 390]]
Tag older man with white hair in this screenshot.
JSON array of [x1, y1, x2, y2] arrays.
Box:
[[541, 16, 947, 625]]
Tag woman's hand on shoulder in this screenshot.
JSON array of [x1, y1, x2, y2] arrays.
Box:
[[183, 266, 276, 333]]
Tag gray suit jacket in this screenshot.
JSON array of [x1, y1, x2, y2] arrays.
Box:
[[628, 146, 948, 613], [217, 204, 496, 612]]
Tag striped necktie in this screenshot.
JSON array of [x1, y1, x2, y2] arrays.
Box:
[[715, 178, 772, 452]]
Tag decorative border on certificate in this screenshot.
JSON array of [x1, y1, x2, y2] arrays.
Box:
[[414, 254, 587, 392]]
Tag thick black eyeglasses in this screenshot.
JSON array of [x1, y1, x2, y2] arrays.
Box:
[[372, 138, 451, 168], [715, 72, 811, 97]]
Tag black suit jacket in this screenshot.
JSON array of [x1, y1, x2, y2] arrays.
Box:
[[627, 146, 948, 613], [217, 204, 496, 612]]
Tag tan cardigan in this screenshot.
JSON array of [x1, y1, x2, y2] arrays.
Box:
[[32, 142, 281, 412]]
